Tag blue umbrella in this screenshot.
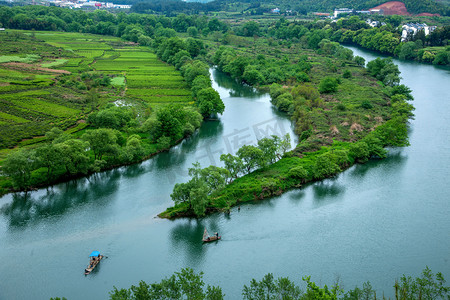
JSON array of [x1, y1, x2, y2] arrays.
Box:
[[89, 251, 100, 257]]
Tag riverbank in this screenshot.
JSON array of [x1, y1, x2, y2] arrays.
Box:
[[1, 43, 449, 300], [159, 114, 410, 219], [160, 37, 413, 218]]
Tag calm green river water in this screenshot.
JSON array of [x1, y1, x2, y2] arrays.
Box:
[[1, 49, 449, 299]]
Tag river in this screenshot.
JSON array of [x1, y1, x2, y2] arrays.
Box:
[[0, 51, 449, 299]]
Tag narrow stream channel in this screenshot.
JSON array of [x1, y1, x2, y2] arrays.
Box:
[[0, 54, 449, 299]]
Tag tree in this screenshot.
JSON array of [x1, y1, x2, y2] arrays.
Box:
[[303, 276, 340, 299], [278, 133, 291, 157], [171, 182, 193, 207], [124, 134, 144, 162], [2, 148, 37, 190], [58, 139, 91, 175], [396, 266, 449, 300], [257, 137, 278, 165], [391, 84, 413, 101], [354, 56, 365, 67], [433, 51, 449, 65], [343, 70, 352, 79], [88, 106, 132, 130], [82, 128, 120, 160], [186, 38, 204, 57], [399, 42, 418, 61], [243, 66, 265, 86], [45, 127, 69, 144], [197, 87, 225, 118], [220, 154, 244, 182], [243, 273, 303, 300], [366, 58, 401, 86], [237, 145, 264, 174], [200, 165, 230, 191], [272, 93, 293, 113], [170, 162, 214, 217], [242, 21, 260, 37], [349, 142, 370, 163], [190, 182, 209, 217], [36, 144, 64, 181], [181, 60, 210, 84], [155, 106, 183, 142], [187, 26, 198, 37], [191, 75, 212, 99], [109, 268, 224, 300]]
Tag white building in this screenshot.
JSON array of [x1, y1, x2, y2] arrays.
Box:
[[401, 23, 437, 42], [334, 8, 353, 18], [366, 19, 386, 28]]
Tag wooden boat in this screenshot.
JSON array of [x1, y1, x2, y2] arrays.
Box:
[[84, 251, 104, 275], [202, 228, 221, 242]]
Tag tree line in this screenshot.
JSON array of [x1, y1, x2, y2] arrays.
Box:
[[169, 134, 291, 217], [0, 6, 228, 43], [128, 0, 450, 16], [49, 266, 449, 299]]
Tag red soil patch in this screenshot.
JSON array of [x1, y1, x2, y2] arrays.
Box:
[[417, 12, 441, 16], [369, 1, 441, 16], [370, 1, 410, 15]]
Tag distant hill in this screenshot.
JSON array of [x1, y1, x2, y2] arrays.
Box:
[[129, 0, 449, 16]]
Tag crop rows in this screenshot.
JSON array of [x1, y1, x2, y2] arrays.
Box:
[[130, 95, 191, 103], [0, 111, 30, 123], [127, 88, 191, 96], [128, 74, 185, 85], [41, 59, 68, 68]]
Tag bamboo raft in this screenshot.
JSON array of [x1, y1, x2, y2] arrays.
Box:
[[85, 251, 104, 275], [202, 228, 221, 242]]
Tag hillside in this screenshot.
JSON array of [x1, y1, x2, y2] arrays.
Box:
[[370, 1, 411, 15], [129, 0, 450, 16]]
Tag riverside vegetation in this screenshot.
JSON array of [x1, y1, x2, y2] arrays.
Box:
[[0, 7, 414, 215], [49, 266, 449, 299], [160, 25, 414, 218]]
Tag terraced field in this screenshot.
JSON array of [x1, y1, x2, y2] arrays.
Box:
[[0, 31, 192, 151], [34, 32, 191, 107]]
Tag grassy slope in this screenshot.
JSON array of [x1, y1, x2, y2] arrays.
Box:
[[0, 30, 194, 195]]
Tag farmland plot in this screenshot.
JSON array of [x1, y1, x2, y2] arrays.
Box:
[[0, 31, 192, 149]]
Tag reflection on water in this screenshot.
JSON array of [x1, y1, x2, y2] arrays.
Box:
[[169, 214, 223, 265], [169, 220, 206, 265], [349, 151, 407, 179], [312, 179, 345, 201], [212, 69, 266, 98], [287, 189, 306, 203], [0, 170, 121, 229], [197, 120, 224, 140], [148, 121, 224, 175], [121, 164, 146, 179]]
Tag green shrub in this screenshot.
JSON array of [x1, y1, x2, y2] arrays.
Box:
[[361, 100, 373, 109], [319, 77, 339, 93], [343, 69, 352, 78], [288, 166, 308, 181]]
